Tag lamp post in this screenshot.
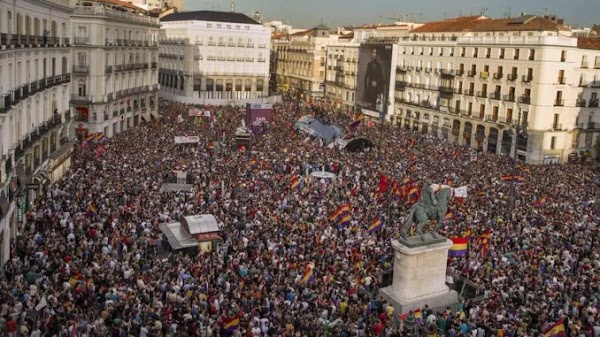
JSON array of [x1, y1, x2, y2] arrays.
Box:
[[378, 86, 390, 160], [507, 110, 528, 218]]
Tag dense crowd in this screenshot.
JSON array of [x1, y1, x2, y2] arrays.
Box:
[[0, 95, 599, 337]]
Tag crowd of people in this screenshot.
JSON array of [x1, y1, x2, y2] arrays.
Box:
[[0, 94, 598, 337]]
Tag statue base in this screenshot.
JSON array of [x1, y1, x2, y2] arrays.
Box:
[[379, 238, 458, 315]]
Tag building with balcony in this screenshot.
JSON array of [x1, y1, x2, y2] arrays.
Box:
[[390, 14, 600, 164], [158, 11, 271, 103], [272, 24, 339, 97], [0, 0, 73, 266], [70, 0, 160, 139], [324, 23, 416, 114]]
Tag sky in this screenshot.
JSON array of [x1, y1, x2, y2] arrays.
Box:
[[186, 0, 599, 29]]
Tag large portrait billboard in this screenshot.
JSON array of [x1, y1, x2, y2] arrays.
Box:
[[356, 44, 393, 113]]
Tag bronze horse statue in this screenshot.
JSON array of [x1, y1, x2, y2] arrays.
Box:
[[401, 187, 452, 240]]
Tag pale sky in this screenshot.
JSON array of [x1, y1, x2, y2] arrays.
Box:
[[185, 0, 599, 29]]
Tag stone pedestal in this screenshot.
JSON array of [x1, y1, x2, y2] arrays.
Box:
[[379, 235, 458, 315]]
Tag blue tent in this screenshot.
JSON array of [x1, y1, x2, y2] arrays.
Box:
[[294, 115, 343, 143]]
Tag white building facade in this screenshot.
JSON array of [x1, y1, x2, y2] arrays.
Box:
[[392, 15, 600, 164], [159, 11, 271, 103], [70, 0, 160, 140], [0, 0, 73, 266]]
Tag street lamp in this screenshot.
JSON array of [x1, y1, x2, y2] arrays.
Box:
[[507, 110, 528, 218]]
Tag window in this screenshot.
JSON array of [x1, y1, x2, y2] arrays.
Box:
[[78, 80, 86, 96], [513, 49, 520, 60], [528, 49, 535, 61], [499, 48, 505, 59], [207, 23, 212, 28], [77, 52, 86, 66], [550, 136, 556, 150], [560, 50, 566, 62], [473, 48, 478, 58]]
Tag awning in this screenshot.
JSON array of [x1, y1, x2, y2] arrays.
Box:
[[159, 222, 199, 250], [33, 168, 50, 186]]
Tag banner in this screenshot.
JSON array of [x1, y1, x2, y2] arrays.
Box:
[[432, 184, 468, 198], [188, 109, 211, 117], [174, 136, 200, 144]]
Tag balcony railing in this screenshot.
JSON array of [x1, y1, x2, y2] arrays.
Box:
[[503, 94, 515, 102], [463, 89, 474, 96], [554, 99, 564, 107], [493, 73, 503, 80], [74, 37, 89, 45], [518, 96, 531, 105], [551, 124, 562, 130], [557, 77, 566, 85], [71, 95, 92, 103], [73, 65, 90, 74], [489, 92, 501, 100], [576, 99, 587, 107], [507, 74, 517, 81], [522, 75, 533, 83], [589, 99, 599, 108], [106, 66, 113, 74], [476, 91, 487, 98], [467, 70, 476, 77]]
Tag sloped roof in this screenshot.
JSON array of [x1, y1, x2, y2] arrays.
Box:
[[314, 23, 330, 30], [295, 116, 343, 143], [97, 0, 142, 11], [161, 10, 260, 24], [470, 16, 570, 32], [340, 32, 354, 39], [411, 15, 486, 33], [578, 37, 600, 50]]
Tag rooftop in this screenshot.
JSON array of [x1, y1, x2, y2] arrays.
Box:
[[470, 16, 569, 32], [161, 10, 260, 25], [578, 37, 600, 50], [411, 15, 485, 33]]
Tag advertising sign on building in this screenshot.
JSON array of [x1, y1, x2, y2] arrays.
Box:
[[356, 44, 395, 116], [245, 103, 273, 134]]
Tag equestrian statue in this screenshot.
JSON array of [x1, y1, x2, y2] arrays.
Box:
[[401, 181, 453, 240]]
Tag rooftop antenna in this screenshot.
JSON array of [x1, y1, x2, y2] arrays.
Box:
[[481, 7, 488, 16], [230, 0, 235, 13]]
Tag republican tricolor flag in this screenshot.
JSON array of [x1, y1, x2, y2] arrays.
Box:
[[301, 267, 315, 284], [543, 318, 566, 337], [368, 217, 383, 234]]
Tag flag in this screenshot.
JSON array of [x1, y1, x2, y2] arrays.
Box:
[[339, 213, 352, 227], [290, 175, 300, 190], [379, 175, 389, 193], [543, 318, 566, 337], [464, 228, 472, 240], [95, 132, 105, 142], [480, 229, 493, 256], [407, 139, 415, 148], [513, 175, 525, 183], [501, 174, 513, 181], [407, 186, 419, 197], [329, 203, 351, 221], [95, 145, 106, 158], [368, 217, 383, 234], [413, 308, 422, 324], [451, 150, 460, 159], [223, 316, 240, 332], [448, 237, 468, 257], [444, 212, 454, 221], [249, 159, 257, 166], [349, 118, 362, 129], [301, 267, 315, 284], [536, 195, 547, 207], [398, 312, 410, 321], [351, 184, 359, 196], [87, 204, 98, 217]]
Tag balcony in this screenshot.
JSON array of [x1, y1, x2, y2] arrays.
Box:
[[62, 73, 71, 84], [476, 91, 487, 98], [518, 96, 531, 105], [576, 99, 586, 107], [592, 81, 600, 88], [581, 62, 589, 68], [489, 92, 501, 100], [463, 89, 474, 96], [0, 93, 13, 113], [522, 75, 533, 83], [551, 124, 562, 130], [71, 95, 92, 104], [480, 72, 489, 79], [467, 70, 476, 78], [557, 77, 566, 85], [151, 62, 158, 69], [507, 74, 517, 82], [455, 70, 464, 76], [440, 69, 455, 77], [73, 65, 90, 74], [503, 94, 515, 102], [595, 63, 600, 69], [439, 86, 454, 94], [74, 37, 89, 45], [396, 66, 407, 73], [493, 73, 503, 80], [395, 81, 407, 90], [589, 99, 599, 108], [589, 122, 597, 129], [554, 99, 564, 107], [106, 66, 113, 74]]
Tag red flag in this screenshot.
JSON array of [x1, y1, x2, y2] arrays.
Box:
[[379, 175, 389, 193]]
